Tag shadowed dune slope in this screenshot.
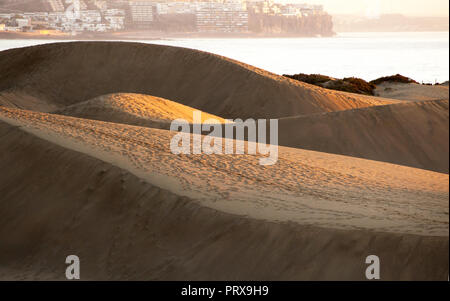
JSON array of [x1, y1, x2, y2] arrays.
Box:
[[0, 121, 448, 280], [53, 93, 227, 129], [0, 42, 396, 119], [278, 100, 449, 173], [0, 90, 59, 112]]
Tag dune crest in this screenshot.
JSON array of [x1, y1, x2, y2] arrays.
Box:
[[52, 92, 449, 173], [53, 93, 228, 128], [1, 120, 447, 281], [0, 41, 448, 281], [375, 82, 449, 102], [0, 42, 397, 119], [0, 89, 59, 112], [1, 106, 448, 237], [277, 100, 449, 173]]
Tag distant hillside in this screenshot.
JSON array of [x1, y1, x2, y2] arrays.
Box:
[[333, 14, 449, 32], [249, 13, 334, 37], [0, 0, 50, 13]]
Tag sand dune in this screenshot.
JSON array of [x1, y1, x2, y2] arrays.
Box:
[[53, 93, 227, 129], [0, 107, 448, 280], [277, 100, 449, 173], [375, 82, 449, 102], [1, 106, 447, 236], [52, 92, 448, 174], [0, 89, 59, 112], [1, 121, 447, 281], [0, 42, 396, 119], [0, 41, 448, 281]]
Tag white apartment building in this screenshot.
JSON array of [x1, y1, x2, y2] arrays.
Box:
[[47, 0, 65, 12], [129, 1, 155, 24], [196, 1, 248, 32], [80, 10, 102, 23], [16, 18, 31, 28], [155, 2, 198, 15]]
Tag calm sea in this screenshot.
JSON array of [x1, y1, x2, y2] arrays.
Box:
[[1, 32, 448, 83]]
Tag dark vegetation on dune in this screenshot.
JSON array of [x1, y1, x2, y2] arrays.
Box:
[[284, 73, 333, 85], [284, 73, 448, 95], [327, 77, 376, 95], [370, 74, 446, 86], [284, 73, 376, 95], [370, 74, 419, 85]]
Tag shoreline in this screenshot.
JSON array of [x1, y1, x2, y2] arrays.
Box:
[[1, 30, 449, 40], [0, 36, 448, 85], [0, 30, 335, 40]]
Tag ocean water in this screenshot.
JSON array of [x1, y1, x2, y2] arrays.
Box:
[[0, 32, 448, 83]]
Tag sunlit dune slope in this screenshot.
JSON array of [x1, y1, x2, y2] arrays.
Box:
[[0, 121, 448, 281], [0, 108, 448, 280], [53, 92, 449, 173], [278, 100, 449, 173], [53, 93, 227, 129], [375, 82, 449, 102], [0, 42, 396, 119], [1, 106, 447, 236]]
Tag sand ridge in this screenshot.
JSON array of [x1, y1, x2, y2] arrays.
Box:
[[53, 93, 228, 128], [0, 41, 448, 281], [1, 106, 448, 237], [0, 42, 397, 119], [375, 82, 449, 102], [1, 120, 447, 280], [277, 99, 449, 173], [51, 91, 449, 173]]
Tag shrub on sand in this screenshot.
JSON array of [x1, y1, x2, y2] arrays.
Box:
[[370, 74, 418, 85], [284, 73, 376, 95], [283, 73, 333, 86]]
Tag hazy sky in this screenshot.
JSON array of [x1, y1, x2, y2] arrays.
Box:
[[277, 0, 449, 17]]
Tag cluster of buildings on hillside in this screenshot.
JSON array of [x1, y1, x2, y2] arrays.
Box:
[[0, 0, 327, 34], [0, 9, 125, 33], [0, 0, 126, 33]]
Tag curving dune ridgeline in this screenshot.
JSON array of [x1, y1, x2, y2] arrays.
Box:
[[0, 41, 448, 281], [0, 109, 448, 280], [0, 42, 396, 119], [0, 119, 447, 281], [53, 93, 228, 129], [278, 100, 449, 173]]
